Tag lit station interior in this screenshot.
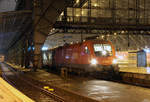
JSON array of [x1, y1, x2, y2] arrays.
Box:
[[0, 0, 150, 102]]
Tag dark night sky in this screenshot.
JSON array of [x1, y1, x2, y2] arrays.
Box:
[[0, 0, 16, 12]]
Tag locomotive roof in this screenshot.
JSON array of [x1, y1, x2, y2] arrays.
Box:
[[63, 39, 112, 46], [46, 39, 113, 51]]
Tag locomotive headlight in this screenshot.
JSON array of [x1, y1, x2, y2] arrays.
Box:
[[91, 59, 97, 65], [113, 59, 117, 64], [102, 50, 107, 55]]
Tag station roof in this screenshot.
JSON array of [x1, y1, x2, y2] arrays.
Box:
[[44, 30, 150, 51], [0, 0, 16, 12], [0, 10, 32, 52], [44, 0, 150, 51], [0, 0, 150, 52]]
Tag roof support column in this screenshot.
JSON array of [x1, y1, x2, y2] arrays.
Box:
[[33, 31, 47, 71], [32, 0, 71, 71]]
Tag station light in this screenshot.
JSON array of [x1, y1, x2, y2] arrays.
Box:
[[81, 11, 84, 15], [60, 12, 64, 16], [65, 56, 69, 59], [101, 35, 104, 39], [121, 31, 125, 34], [144, 49, 150, 53], [76, 0, 79, 3], [94, 4, 98, 7], [107, 34, 110, 37], [114, 33, 117, 35], [32, 47, 35, 50], [42, 46, 48, 51], [76, 14, 80, 17], [28, 46, 31, 51], [116, 55, 124, 60], [146, 67, 150, 74], [52, 28, 55, 31]]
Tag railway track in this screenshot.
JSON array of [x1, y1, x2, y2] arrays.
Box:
[[2, 63, 150, 102], [0, 63, 65, 102]]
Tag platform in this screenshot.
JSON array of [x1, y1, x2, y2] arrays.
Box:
[[25, 70, 150, 102], [119, 67, 150, 74], [0, 77, 34, 102], [5, 62, 150, 102]]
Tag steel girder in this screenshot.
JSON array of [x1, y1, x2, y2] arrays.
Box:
[[33, 0, 73, 70]]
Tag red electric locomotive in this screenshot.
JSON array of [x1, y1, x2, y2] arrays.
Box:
[[42, 40, 118, 74]]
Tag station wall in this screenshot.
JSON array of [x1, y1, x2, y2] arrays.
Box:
[[116, 51, 150, 68]]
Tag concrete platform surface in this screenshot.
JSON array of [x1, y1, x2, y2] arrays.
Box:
[[6, 62, 150, 102], [120, 67, 150, 74], [26, 70, 150, 102], [0, 77, 34, 102]]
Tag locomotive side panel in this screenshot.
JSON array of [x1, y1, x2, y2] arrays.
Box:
[[54, 48, 62, 67], [72, 44, 80, 64]]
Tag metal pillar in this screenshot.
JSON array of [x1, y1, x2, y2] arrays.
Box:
[[33, 0, 70, 71], [112, 0, 116, 24]]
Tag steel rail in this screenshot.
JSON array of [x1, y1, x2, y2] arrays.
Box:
[[1, 64, 65, 102]]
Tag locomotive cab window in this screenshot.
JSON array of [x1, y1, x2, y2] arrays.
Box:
[[85, 46, 90, 54], [94, 44, 112, 57]]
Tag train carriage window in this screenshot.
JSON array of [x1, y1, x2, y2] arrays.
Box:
[[85, 46, 90, 54]]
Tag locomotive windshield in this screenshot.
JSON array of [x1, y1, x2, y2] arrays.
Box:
[[94, 44, 112, 57]]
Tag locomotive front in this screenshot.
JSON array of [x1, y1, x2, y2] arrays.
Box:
[[89, 40, 118, 72]]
